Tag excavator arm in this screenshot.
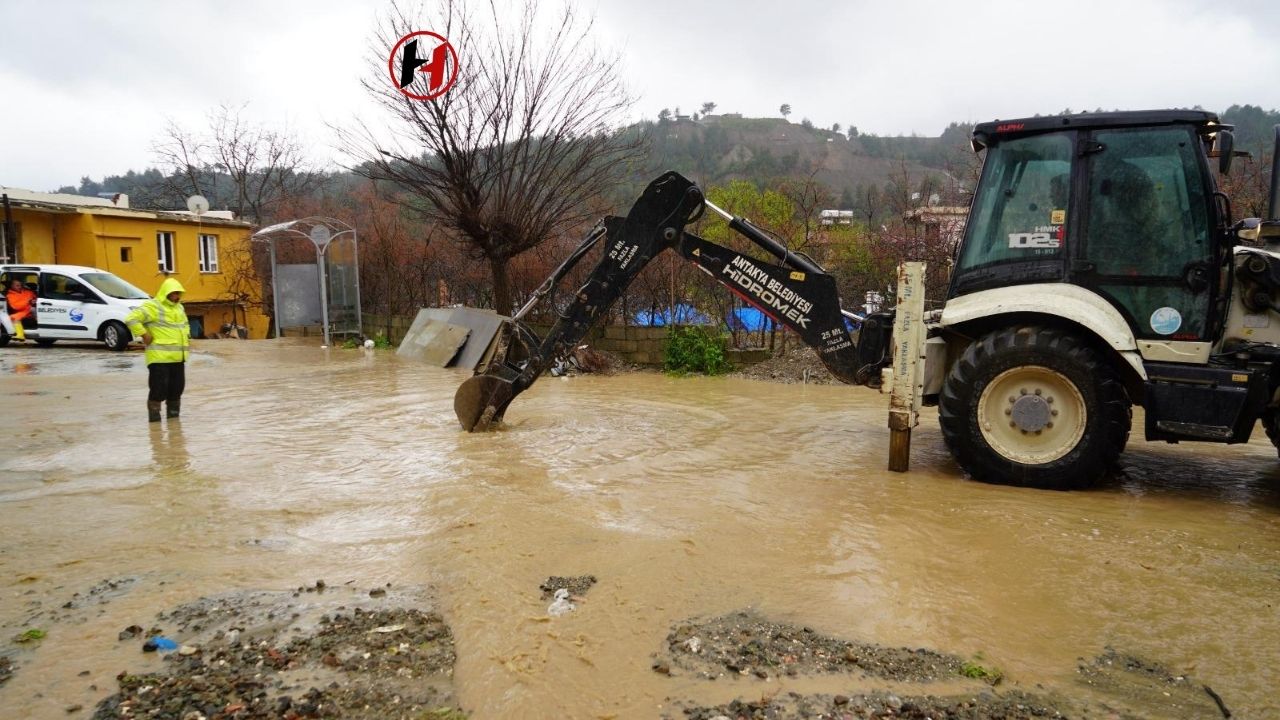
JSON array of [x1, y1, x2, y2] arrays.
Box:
[[453, 171, 895, 431]]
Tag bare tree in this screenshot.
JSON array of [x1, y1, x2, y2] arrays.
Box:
[[777, 170, 833, 259], [340, 0, 645, 315], [153, 104, 323, 224]]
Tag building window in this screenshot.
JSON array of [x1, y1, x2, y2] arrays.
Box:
[[120, 247, 132, 263], [0, 221, 21, 263], [157, 231, 175, 273], [198, 234, 219, 273]]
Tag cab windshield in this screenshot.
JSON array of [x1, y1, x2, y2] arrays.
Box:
[[80, 272, 150, 300], [957, 132, 1073, 271]]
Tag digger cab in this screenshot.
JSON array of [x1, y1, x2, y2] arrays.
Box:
[[950, 110, 1231, 345]]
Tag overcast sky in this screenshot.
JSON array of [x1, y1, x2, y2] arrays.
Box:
[[4, 0, 1279, 192]]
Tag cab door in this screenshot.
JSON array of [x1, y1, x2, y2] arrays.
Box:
[[38, 272, 97, 339], [1073, 126, 1220, 342]]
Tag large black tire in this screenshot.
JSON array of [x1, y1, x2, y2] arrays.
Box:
[[102, 321, 130, 351], [1261, 410, 1280, 459], [35, 338, 57, 347], [938, 326, 1131, 490]]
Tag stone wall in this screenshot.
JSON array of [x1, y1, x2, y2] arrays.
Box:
[[361, 312, 770, 367]]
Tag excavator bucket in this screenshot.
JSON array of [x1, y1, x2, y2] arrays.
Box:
[[453, 374, 515, 432], [450, 316, 540, 431]]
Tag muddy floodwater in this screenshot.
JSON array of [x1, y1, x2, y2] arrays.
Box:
[[1, 340, 1278, 718]]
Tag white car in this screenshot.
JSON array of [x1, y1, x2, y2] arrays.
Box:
[[0, 264, 150, 350]]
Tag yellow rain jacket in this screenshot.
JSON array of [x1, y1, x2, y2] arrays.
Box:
[[125, 278, 190, 365]]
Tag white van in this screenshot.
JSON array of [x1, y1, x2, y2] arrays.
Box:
[[0, 264, 150, 350]]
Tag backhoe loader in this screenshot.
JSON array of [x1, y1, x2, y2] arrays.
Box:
[[447, 109, 1280, 490]]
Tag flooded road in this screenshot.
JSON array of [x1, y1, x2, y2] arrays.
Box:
[[1, 339, 1278, 718]]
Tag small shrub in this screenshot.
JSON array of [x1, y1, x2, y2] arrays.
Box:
[[15, 628, 46, 643], [960, 657, 1003, 684], [374, 334, 393, 349], [664, 326, 732, 375]]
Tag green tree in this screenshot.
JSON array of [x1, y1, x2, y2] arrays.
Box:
[[700, 101, 717, 115], [779, 103, 791, 119]]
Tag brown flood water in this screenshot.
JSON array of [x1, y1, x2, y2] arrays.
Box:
[[1, 339, 1278, 718]]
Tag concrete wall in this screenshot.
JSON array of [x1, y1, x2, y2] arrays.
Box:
[[361, 312, 771, 367]]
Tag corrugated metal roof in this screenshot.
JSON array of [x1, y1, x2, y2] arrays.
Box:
[[1, 187, 251, 228]]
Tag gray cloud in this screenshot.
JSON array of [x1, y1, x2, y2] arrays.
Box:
[[3, 0, 1279, 190]]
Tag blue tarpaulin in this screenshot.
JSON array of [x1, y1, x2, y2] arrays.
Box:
[[726, 306, 771, 333], [632, 304, 711, 326]]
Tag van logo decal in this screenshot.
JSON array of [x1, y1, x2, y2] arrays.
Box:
[[69, 309, 84, 323]]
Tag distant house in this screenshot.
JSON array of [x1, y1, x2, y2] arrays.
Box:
[[699, 113, 743, 124], [819, 209, 855, 226], [0, 186, 269, 338], [902, 205, 968, 246]]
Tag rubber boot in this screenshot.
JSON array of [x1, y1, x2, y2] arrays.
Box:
[[148, 401, 163, 423], [13, 322, 23, 341], [166, 399, 180, 419]]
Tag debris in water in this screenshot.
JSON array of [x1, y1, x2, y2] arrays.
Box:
[[547, 589, 575, 617], [142, 637, 178, 652], [539, 575, 596, 600]]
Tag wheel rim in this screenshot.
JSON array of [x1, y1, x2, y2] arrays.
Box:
[[105, 325, 119, 345], [976, 365, 1087, 465]]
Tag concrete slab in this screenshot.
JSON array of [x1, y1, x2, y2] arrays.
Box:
[[396, 307, 507, 369]]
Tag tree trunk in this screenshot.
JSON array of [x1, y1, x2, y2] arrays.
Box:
[[488, 255, 513, 316]]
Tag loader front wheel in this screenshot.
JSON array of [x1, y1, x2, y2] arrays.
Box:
[[1261, 410, 1280, 459], [938, 326, 1130, 490]]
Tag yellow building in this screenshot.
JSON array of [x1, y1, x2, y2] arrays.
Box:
[[1, 187, 270, 338]]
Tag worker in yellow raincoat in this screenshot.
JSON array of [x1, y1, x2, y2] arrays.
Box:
[[124, 277, 190, 422]]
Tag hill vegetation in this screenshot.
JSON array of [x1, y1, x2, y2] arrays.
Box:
[[34, 104, 1280, 344]]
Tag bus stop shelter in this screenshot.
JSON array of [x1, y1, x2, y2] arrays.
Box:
[[252, 217, 361, 346]]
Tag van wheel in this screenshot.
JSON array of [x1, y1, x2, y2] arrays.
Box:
[[103, 321, 130, 351], [0, 328, 9, 347], [938, 326, 1131, 490], [35, 338, 57, 347]]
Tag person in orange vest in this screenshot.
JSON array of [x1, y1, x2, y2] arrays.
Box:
[[5, 278, 36, 341]]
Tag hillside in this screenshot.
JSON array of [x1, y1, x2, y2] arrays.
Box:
[[626, 115, 958, 202]]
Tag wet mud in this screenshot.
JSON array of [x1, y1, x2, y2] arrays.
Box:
[[93, 586, 459, 720], [674, 690, 1066, 720], [538, 575, 598, 600], [1, 340, 1278, 718], [656, 613, 1240, 719], [654, 612, 962, 682]]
